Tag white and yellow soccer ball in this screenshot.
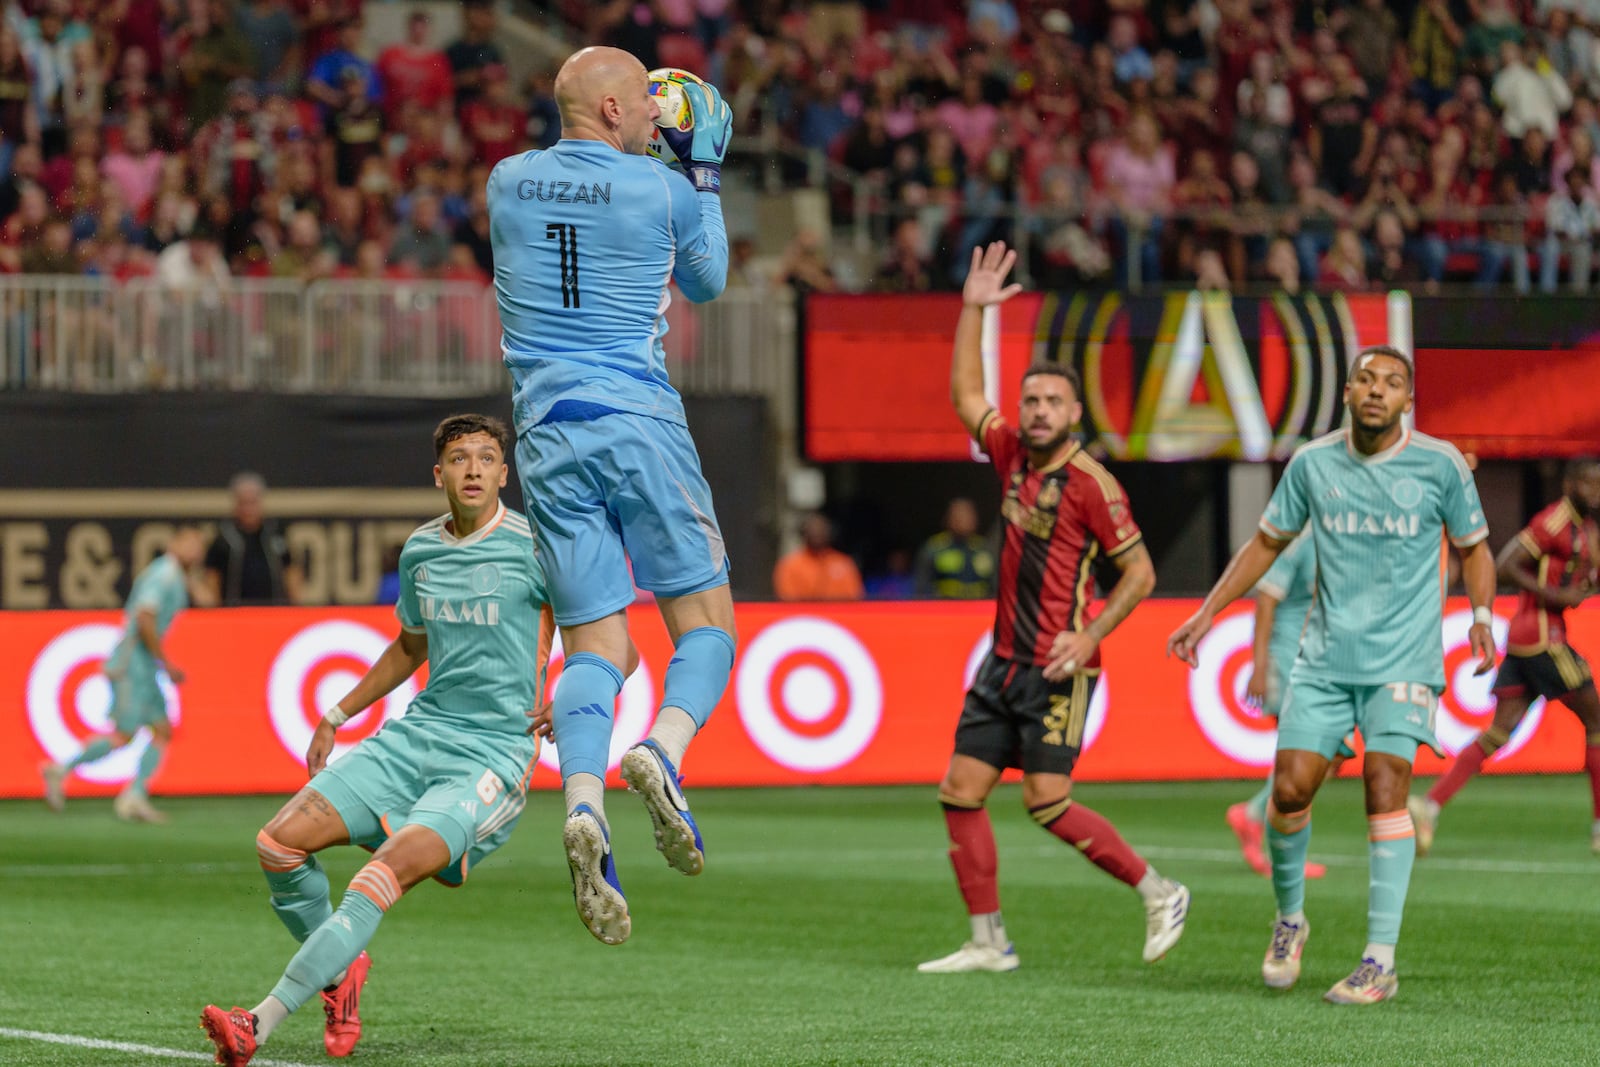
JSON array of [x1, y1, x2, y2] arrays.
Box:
[[646, 67, 704, 160]]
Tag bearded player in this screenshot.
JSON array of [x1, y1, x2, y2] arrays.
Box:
[[917, 242, 1190, 975], [1169, 345, 1497, 1005], [1411, 458, 1600, 855]]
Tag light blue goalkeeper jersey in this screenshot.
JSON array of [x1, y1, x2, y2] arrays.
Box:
[[1261, 428, 1488, 689], [487, 139, 728, 432], [1255, 530, 1316, 679], [395, 504, 550, 738], [105, 553, 188, 677]]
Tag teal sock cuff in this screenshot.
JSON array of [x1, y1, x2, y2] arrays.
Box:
[[1367, 833, 1416, 946], [660, 626, 736, 728], [1266, 819, 1311, 918], [264, 854, 332, 944], [1245, 778, 1273, 823]]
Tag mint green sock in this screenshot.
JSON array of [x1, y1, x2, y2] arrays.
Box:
[[1266, 816, 1310, 917], [1367, 829, 1416, 947], [128, 742, 164, 794], [1245, 775, 1273, 823], [64, 738, 115, 771], [270, 892, 384, 1013], [265, 855, 332, 943]]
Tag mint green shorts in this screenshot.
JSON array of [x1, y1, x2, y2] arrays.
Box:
[[109, 667, 168, 735], [1278, 673, 1442, 762], [310, 717, 538, 886]]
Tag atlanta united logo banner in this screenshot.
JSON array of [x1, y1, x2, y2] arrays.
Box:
[[1, 598, 1592, 797]]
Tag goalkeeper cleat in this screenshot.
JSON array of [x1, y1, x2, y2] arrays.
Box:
[[40, 761, 66, 812], [1324, 958, 1399, 1005], [1262, 917, 1310, 990], [620, 740, 704, 875], [199, 1005, 258, 1066], [1407, 795, 1437, 857], [564, 804, 630, 945], [916, 941, 1019, 973], [1143, 880, 1190, 962], [321, 950, 371, 1057], [1226, 802, 1269, 875], [114, 790, 167, 823]]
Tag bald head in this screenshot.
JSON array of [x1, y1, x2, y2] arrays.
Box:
[[555, 47, 657, 154]]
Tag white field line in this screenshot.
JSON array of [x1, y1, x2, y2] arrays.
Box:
[[0, 1027, 319, 1067]]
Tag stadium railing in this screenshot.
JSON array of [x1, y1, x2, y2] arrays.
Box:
[[0, 278, 796, 403]]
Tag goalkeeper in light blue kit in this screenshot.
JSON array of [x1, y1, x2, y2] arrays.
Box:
[[486, 46, 737, 947], [201, 415, 560, 1066], [1169, 346, 1497, 1006]]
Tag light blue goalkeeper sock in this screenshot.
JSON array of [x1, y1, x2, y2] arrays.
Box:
[[270, 862, 395, 1013], [550, 652, 624, 781], [1266, 803, 1312, 918], [659, 626, 736, 729], [1245, 775, 1273, 823], [257, 830, 331, 943], [127, 741, 165, 795], [64, 738, 115, 770], [1367, 810, 1417, 948]]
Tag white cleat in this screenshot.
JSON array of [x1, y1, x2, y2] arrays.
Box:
[[563, 805, 631, 946], [113, 791, 166, 823], [40, 762, 66, 812], [1324, 958, 1399, 1005], [1262, 917, 1310, 989], [916, 941, 1019, 974], [1407, 796, 1436, 857], [1143, 880, 1190, 962], [619, 741, 704, 876]]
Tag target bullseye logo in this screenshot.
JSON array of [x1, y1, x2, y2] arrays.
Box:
[[1189, 613, 1278, 765], [1436, 608, 1541, 759], [26, 623, 181, 784], [963, 632, 1108, 751], [537, 633, 656, 773], [268, 620, 419, 766], [737, 617, 882, 772]]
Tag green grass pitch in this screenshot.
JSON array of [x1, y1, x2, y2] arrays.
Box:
[[1, 776, 1595, 1066]]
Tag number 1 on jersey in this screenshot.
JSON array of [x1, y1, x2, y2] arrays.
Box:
[[545, 222, 581, 308]]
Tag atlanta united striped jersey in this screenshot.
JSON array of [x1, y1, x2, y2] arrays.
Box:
[[395, 503, 552, 736], [978, 411, 1143, 667], [1261, 428, 1488, 688], [1506, 498, 1600, 655]]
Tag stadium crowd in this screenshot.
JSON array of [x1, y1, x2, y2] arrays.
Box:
[[4, 0, 1600, 292]]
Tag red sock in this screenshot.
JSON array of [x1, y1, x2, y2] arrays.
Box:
[[1428, 736, 1494, 807], [1039, 801, 1148, 888], [1585, 742, 1600, 820], [942, 804, 1000, 914]]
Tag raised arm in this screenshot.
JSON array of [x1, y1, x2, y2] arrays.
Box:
[[951, 242, 1022, 437]]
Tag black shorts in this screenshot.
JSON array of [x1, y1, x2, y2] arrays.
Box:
[[1493, 646, 1594, 701], [953, 653, 1098, 776]]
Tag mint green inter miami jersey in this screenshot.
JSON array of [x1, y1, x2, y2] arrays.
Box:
[[395, 503, 550, 737], [1261, 428, 1488, 689], [105, 553, 189, 676]]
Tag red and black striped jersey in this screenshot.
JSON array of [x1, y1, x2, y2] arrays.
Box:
[[1507, 498, 1600, 655], [978, 411, 1143, 667]]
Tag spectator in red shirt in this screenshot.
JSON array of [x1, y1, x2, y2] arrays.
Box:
[[460, 63, 524, 167], [375, 9, 452, 129], [193, 80, 275, 219]]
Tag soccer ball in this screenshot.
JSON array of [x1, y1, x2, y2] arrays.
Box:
[[648, 67, 704, 133]]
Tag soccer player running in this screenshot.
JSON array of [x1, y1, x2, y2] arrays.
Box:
[[200, 415, 560, 1065], [918, 242, 1190, 975], [487, 47, 737, 945], [1228, 530, 1338, 880], [41, 525, 206, 823], [1410, 458, 1600, 856], [1169, 345, 1497, 1005]]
